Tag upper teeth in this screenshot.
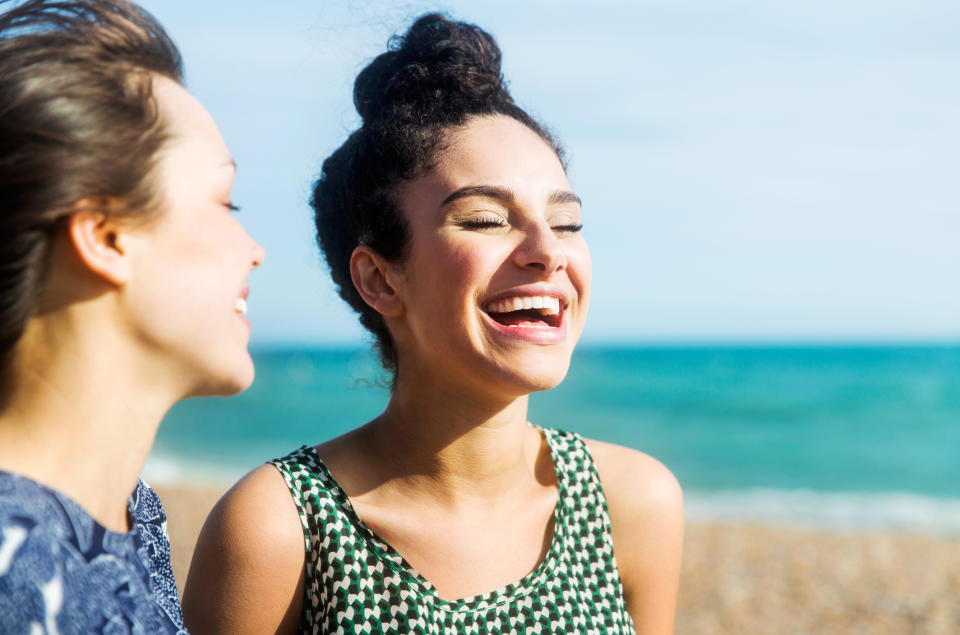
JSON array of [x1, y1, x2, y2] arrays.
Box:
[[485, 295, 561, 315], [235, 297, 248, 315]]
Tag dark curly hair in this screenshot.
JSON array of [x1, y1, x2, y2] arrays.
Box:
[[0, 0, 183, 370], [311, 13, 564, 378]]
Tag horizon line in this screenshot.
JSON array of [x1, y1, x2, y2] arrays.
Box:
[[248, 337, 960, 354]]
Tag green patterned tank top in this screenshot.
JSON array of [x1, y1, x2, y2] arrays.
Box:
[[271, 426, 636, 634]]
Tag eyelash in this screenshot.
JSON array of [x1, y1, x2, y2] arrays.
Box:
[[460, 219, 584, 234], [225, 203, 241, 213], [460, 217, 507, 229]]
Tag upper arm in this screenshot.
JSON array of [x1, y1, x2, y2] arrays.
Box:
[[586, 439, 685, 635], [181, 464, 306, 635]]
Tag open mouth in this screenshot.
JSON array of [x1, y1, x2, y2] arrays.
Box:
[[483, 295, 564, 329]]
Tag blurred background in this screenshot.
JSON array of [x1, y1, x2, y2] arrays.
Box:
[[136, 1, 960, 632]]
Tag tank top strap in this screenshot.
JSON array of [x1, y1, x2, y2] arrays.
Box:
[[270, 444, 352, 624], [539, 425, 610, 521], [539, 426, 633, 631]]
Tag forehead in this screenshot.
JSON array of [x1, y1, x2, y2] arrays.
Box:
[[152, 75, 230, 160], [434, 115, 569, 192]]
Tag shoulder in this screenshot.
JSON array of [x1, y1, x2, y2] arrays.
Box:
[[0, 513, 69, 631], [0, 477, 86, 630], [584, 439, 684, 523], [0, 474, 188, 633], [197, 462, 307, 569], [202, 462, 306, 551], [0, 484, 67, 587], [583, 439, 684, 634], [0, 471, 69, 531], [0, 472, 73, 562], [181, 462, 306, 634]]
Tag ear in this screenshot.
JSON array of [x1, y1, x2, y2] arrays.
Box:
[[350, 246, 404, 317], [66, 200, 132, 286]]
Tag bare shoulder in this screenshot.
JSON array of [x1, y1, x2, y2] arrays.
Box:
[[584, 439, 684, 521], [181, 463, 305, 635], [584, 439, 684, 634], [202, 462, 305, 553]]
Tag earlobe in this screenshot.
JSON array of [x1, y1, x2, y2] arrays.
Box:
[[67, 200, 132, 286], [350, 246, 404, 317]]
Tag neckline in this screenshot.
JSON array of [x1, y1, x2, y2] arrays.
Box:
[[0, 469, 140, 538], [302, 425, 569, 611]]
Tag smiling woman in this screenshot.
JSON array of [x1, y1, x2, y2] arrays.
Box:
[[383, 114, 591, 395], [183, 13, 682, 635], [131, 76, 262, 397], [0, 0, 263, 631]]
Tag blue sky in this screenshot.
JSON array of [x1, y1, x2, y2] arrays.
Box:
[[138, 0, 960, 345]]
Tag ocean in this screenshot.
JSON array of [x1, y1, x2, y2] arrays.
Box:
[[146, 345, 960, 532]]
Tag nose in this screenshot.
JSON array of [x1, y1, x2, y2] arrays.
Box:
[[250, 238, 265, 270], [513, 221, 566, 274]]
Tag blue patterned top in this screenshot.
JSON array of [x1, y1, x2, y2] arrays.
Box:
[[0, 471, 187, 634]]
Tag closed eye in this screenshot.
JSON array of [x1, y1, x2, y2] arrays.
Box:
[[459, 216, 507, 230], [552, 223, 583, 234], [225, 202, 241, 213]]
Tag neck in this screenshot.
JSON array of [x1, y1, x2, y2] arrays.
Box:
[[0, 313, 178, 532], [364, 365, 539, 505]]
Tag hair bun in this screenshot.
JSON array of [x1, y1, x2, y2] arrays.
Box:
[[353, 13, 509, 123]]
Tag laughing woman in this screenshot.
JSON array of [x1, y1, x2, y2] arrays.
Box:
[[0, 0, 263, 631], [184, 13, 683, 635]]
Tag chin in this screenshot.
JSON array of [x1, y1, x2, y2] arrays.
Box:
[[190, 354, 256, 397], [495, 354, 572, 396], [222, 358, 256, 395]]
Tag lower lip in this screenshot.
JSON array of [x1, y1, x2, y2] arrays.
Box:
[[480, 309, 568, 344], [237, 314, 250, 329]]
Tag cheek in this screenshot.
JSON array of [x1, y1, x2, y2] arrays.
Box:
[[567, 240, 592, 292], [136, 222, 234, 314], [410, 240, 494, 298], [449, 247, 489, 283], [172, 215, 244, 274]]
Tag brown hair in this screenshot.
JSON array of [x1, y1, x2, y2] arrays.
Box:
[[0, 0, 183, 367]]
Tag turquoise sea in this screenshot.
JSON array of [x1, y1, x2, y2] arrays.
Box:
[[147, 345, 960, 532]]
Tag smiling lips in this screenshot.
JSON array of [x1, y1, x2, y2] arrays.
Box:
[[485, 295, 561, 316], [235, 284, 251, 317], [483, 294, 565, 332]]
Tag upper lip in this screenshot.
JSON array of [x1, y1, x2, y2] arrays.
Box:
[[239, 284, 250, 300], [481, 285, 571, 312]]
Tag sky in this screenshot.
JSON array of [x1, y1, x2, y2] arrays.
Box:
[[138, 0, 960, 346]]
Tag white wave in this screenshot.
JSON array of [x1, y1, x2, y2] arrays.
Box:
[[685, 489, 960, 533], [143, 452, 960, 535], [141, 452, 246, 488]]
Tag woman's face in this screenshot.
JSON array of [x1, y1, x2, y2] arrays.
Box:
[[390, 115, 591, 399], [123, 76, 264, 397]]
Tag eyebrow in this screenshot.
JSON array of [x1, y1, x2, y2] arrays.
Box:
[[442, 185, 513, 207], [548, 190, 582, 206], [441, 185, 582, 207]]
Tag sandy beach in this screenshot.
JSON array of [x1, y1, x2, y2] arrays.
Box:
[[158, 485, 960, 634]]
